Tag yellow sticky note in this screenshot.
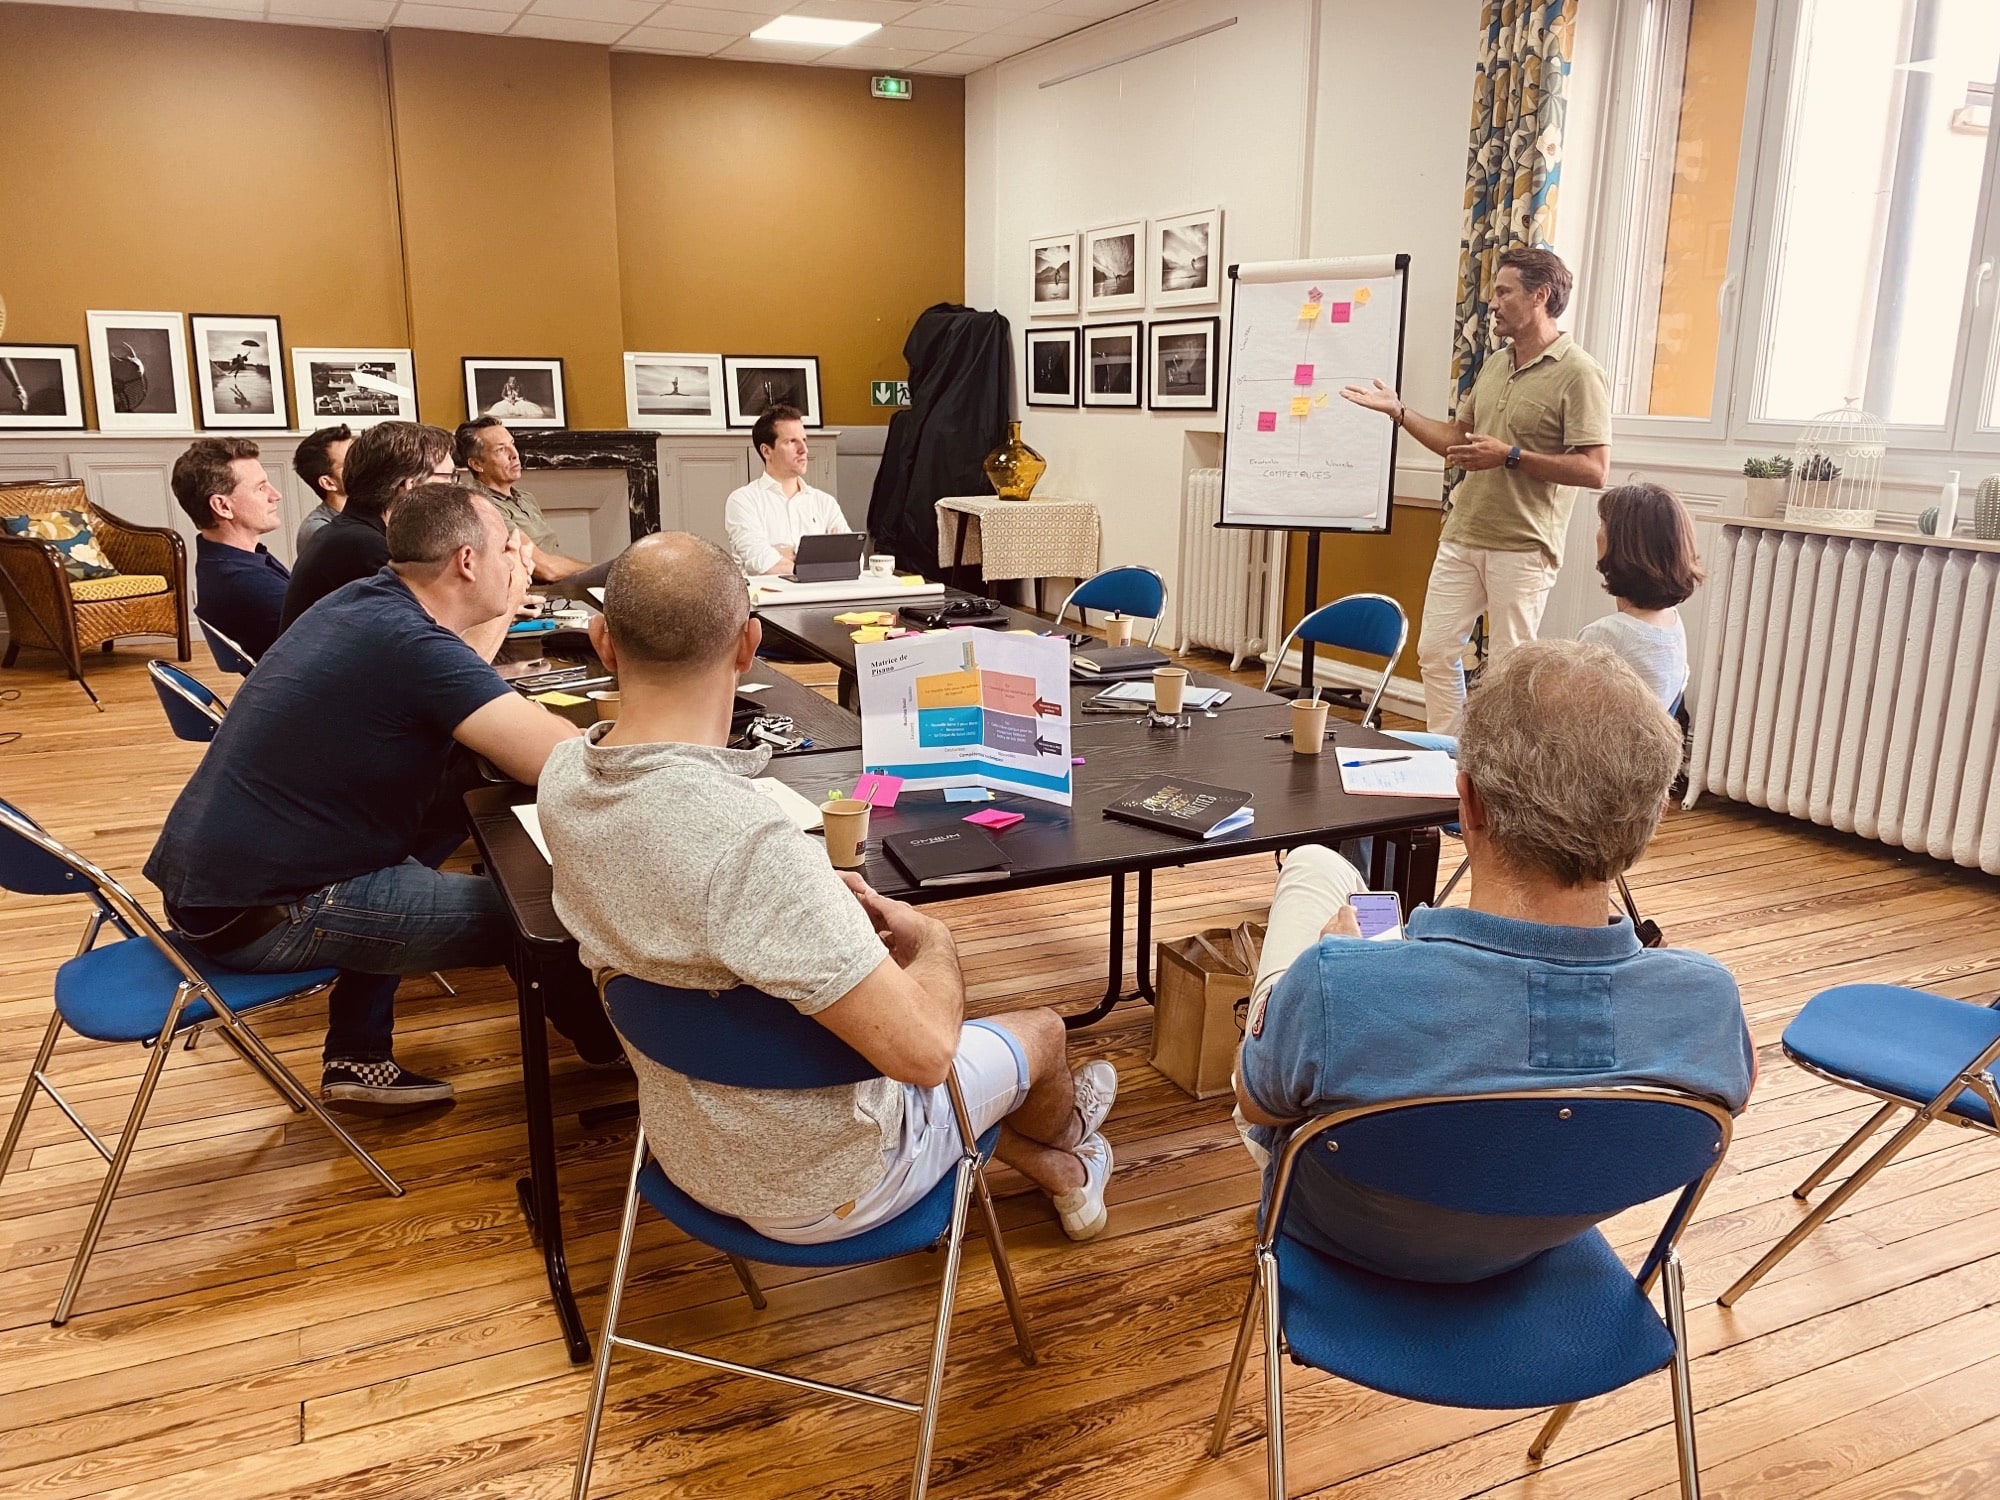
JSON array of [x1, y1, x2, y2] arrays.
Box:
[[1354, 286, 1373, 305], [1006, 628, 1038, 635], [851, 627, 889, 643], [1314, 391, 1330, 407], [1299, 303, 1321, 322], [1289, 396, 1311, 417], [898, 575, 924, 585], [534, 691, 587, 707], [833, 611, 873, 624]]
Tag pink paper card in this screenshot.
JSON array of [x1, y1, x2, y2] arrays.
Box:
[[853, 772, 904, 808], [1293, 364, 1314, 386], [1256, 411, 1277, 432], [964, 808, 1023, 830], [1330, 302, 1352, 323]]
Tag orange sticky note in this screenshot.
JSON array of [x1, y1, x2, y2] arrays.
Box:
[[1354, 286, 1373, 305], [1314, 391, 1330, 407], [1289, 396, 1311, 417], [1298, 303, 1321, 322]]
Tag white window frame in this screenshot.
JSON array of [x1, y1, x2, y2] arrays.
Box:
[[1585, 0, 2000, 465]]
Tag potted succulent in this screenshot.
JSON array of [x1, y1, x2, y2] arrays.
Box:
[[1742, 455, 1792, 518], [1789, 451, 1842, 515]]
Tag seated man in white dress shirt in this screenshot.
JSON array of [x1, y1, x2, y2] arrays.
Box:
[[724, 404, 851, 576]]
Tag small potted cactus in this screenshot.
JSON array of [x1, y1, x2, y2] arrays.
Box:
[[1742, 455, 1792, 518]]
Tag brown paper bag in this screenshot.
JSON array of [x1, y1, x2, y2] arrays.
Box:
[[1150, 922, 1266, 1099]]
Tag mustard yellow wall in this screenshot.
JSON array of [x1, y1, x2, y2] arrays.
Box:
[[611, 55, 965, 428], [0, 8, 407, 419], [387, 30, 628, 429], [1646, 0, 1755, 417], [1279, 503, 1443, 681]]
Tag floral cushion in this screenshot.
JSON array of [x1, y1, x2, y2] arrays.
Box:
[[2, 508, 118, 581], [69, 574, 169, 603]]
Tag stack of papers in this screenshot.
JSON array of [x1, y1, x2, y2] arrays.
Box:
[[1336, 749, 1459, 799]]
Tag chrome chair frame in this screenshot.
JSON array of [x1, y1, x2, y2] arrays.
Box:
[[1057, 565, 1169, 647], [1208, 1086, 1732, 1500], [147, 658, 225, 741], [196, 614, 258, 675], [574, 1060, 1034, 1500], [1259, 593, 1408, 728], [1719, 1005, 2000, 1307], [0, 803, 402, 1325]]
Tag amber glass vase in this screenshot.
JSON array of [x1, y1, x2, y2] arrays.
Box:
[[983, 420, 1047, 501]]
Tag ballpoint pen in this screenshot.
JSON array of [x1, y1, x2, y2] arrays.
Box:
[[1341, 754, 1412, 767]]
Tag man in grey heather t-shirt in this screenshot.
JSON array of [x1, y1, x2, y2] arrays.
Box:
[[540, 533, 1119, 1244]]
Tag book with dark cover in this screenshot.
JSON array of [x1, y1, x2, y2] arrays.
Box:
[[1104, 775, 1256, 840], [883, 826, 1013, 886], [1071, 643, 1172, 677]]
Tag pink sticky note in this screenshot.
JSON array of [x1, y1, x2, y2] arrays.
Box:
[[853, 772, 904, 808], [1293, 364, 1314, 386], [965, 808, 1023, 830], [1330, 302, 1352, 323], [1256, 410, 1277, 432]]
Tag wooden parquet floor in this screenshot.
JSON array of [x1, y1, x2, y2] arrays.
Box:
[[3, 644, 2000, 1499]]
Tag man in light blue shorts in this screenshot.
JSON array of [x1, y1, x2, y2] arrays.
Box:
[[540, 532, 1117, 1243]]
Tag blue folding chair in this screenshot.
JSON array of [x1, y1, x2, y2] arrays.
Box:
[[196, 614, 257, 676], [574, 978, 1037, 1500], [1721, 983, 2000, 1306], [1261, 593, 1408, 727], [147, 659, 225, 743], [0, 798, 401, 1325], [1209, 1087, 1732, 1499], [1058, 565, 1168, 646]]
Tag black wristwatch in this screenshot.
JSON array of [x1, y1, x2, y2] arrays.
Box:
[[1504, 445, 1523, 469]]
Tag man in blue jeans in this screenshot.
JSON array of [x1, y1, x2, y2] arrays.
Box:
[[1234, 641, 1754, 1281], [147, 484, 578, 1108]]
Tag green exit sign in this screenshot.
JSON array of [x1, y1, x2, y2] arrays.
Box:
[[871, 380, 911, 407], [871, 75, 913, 100]]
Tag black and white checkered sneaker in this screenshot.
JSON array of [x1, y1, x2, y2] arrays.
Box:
[[321, 1058, 455, 1109]]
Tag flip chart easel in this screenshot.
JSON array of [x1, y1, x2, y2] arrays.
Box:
[[1218, 254, 1410, 688]]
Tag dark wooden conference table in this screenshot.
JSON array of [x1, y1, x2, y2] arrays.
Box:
[[467, 695, 1453, 1362]]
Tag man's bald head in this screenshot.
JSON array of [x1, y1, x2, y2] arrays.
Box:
[[601, 533, 749, 673]]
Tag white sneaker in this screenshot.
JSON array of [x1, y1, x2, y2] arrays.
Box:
[[1054, 1132, 1113, 1241], [1072, 1060, 1118, 1140]]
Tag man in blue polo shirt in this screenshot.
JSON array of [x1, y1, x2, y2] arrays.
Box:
[[174, 437, 291, 661], [1235, 641, 1754, 1282], [147, 484, 579, 1108]]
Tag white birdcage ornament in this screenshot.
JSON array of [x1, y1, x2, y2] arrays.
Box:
[[1785, 400, 1884, 531]]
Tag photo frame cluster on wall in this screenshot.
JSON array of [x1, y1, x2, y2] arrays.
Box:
[[1029, 209, 1224, 319], [622, 353, 823, 432], [1027, 317, 1221, 413]]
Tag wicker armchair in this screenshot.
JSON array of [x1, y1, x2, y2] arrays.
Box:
[[0, 479, 191, 704]]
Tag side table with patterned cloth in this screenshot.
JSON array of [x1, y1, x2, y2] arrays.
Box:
[[934, 496, 1101, 612]]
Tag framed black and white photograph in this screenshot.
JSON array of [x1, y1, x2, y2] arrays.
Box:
[[292, 347, 417, 429], [85, 311, 194, 433], [1151, 208, 1223, 308], [723, 355, 823, 429], [189, 314, 287, 430], [1081, 322, 1143, 409], [1147, 317, 1221, 411], [1028, 232, 1079, 318], [1083, 220, 1146, 315], [624, 351, 726, 431], [1025, 327, 1080, 408], [0, 344, 86, 431], [463, 357, 566, 427]]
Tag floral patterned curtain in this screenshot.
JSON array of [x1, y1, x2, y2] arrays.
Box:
[[1450, 0, 1578, 412]]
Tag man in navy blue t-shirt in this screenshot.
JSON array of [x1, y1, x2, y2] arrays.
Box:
[[173, 437, 292, 662], [148, 484, 579, 1108]]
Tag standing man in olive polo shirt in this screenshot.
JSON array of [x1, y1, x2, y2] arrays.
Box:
[[455, 417, 592, 583], [1343, 246, 1611, 731]]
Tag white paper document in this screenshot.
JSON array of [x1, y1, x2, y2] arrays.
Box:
[[1336, 749, 1459, 799], [512, 802, 552, 862], [751, 777, 825, 830], [1090, 680, 1231, 708]]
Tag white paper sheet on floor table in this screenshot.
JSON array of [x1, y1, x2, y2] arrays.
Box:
[[1336, 749, 1459, 799], [512, 783, 822, 865]]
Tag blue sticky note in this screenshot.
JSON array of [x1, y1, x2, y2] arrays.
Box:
[[943, 786, 992, 803]]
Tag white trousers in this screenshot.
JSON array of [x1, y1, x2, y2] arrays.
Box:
[[1417, 540, 1561, 732]]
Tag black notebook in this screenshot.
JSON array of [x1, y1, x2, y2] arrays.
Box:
[[1104, 775, 1256, 840], [883, 827, 1013, 887], [1071, 643, 1172, 678]]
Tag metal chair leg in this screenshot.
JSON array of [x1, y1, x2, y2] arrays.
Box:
[[1260, 1246, 1286, 1500], [1793, 1101, 1901, 1200], [222, 1018, 401, 1197], [574, 1131, 648, 1500], [908, 1158, 977, 1500], [1719, 1108, 1935, 1306], [0, 1012, 64, 1185], [1663, 1251, 1701, 1499], [429, 971, 457, 997], [726, 1254, 768, 1311], [212, 1024, 306, 1113], [52, 1021, 175, 1324], [970, 1164, 1036, 1366], [1528, 1401, 1578, 1462], [1208, 1271, 1263, 1457]]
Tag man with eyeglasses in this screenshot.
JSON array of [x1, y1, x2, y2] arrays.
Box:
[[281, 421, 484, 633]]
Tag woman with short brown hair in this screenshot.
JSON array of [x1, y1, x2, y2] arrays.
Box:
[[1579, 481, 1704, 709]]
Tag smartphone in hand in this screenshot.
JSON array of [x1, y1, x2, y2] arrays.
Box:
[[1350, 891, 1404, 941]]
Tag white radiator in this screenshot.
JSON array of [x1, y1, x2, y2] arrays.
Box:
[[1686, 523, 2000, 874], [1175, 467, 1272, 669]]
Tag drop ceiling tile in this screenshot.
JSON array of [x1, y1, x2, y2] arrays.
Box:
[[1038, 0, 1144, 16], [809, 43, 937, 69], [937, 31, 1020, 58], [894, 1, 987, 30], [989, 7, 1080, 39], [640, 2, 759, 31], [653, 0, 780, 14], [269, 0, 397, 19], [620, 21, 735, 49], [716, 33, 834, 61], [909, 50, 985, 74], [402, 0, 525, 14], [392, 2, 520, 29], [527, 0, 658, 22], [870, 21, 966, 49], [790, 0, 917, 23], [7, 0, 139, 9], [137, 1, 270, 15], [509, 11, 629, 37]]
